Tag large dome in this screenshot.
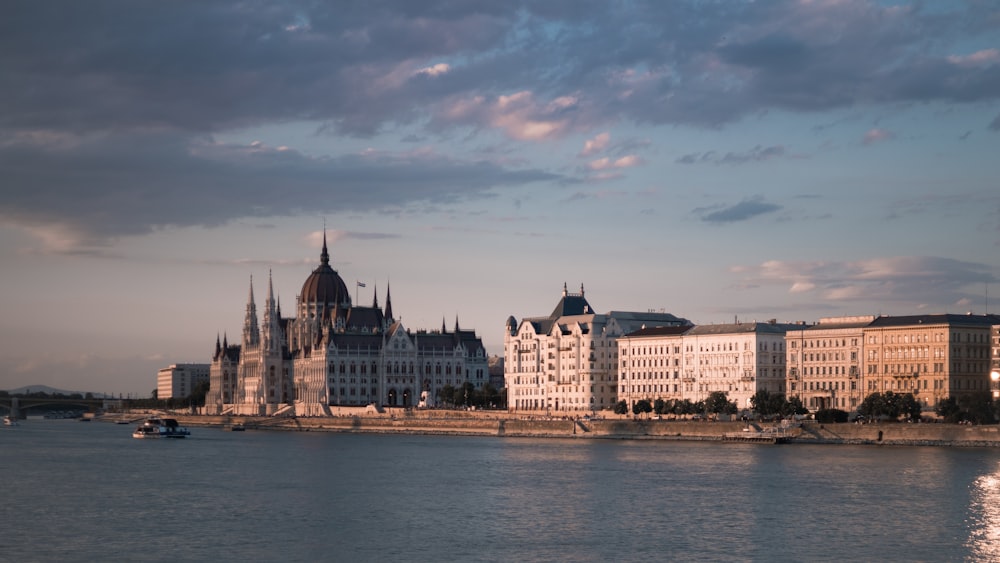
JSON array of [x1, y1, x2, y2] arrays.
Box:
[[300, 238, 350, 306]]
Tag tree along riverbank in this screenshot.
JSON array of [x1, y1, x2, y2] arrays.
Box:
[[103, 413, 1000, 447]]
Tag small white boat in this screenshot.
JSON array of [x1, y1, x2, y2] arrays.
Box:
[[3, 415, 18, 427], [132, 418, 190, 439]]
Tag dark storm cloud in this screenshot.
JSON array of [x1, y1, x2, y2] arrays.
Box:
[[3, 1, 998, 137], [696, 198, 783, 224], [677, 145, 786, 165], [0, 133, 559, 249]]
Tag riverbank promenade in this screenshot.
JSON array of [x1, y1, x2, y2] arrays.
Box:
[[100, 408, 1000, 447]]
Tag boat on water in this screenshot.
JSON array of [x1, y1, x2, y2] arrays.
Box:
[[225, 423, 246, 432], [3, 415, 19, 427], [132, 418, 190, 439]]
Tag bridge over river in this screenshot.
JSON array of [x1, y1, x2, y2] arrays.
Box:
[[0, 396, 108, 418]]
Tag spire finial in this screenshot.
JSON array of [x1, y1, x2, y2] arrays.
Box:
[[321, 227, 330, 266]]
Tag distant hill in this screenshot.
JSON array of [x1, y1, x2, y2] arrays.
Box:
[[4, 385, 106, 397]]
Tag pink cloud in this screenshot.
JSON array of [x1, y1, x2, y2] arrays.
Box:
[[862, 128, 893, 145]]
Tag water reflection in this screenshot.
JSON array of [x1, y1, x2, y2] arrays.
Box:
[[967, 462, 1000, 560]]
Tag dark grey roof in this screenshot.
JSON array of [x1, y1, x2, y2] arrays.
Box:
[[550, 294, 594, 317], [867, 313, 1000, 328], [798, 321, 869, 331], [624, 326, 693, 338], [686, 321, 800, 336], [327, 334, 384, 349], [344, 306, 384, 332]]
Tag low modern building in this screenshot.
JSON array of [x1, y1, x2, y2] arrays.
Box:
[[504, 284, 690, 413], [157, 363, 210, 400]]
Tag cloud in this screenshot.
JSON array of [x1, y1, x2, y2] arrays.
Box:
[[435, 91, 582, 141], [947, 49, 1000, 68], [3, 1, 998, 142], [677, 145, 787, 165], [733, 256, 997, 310], [862, 128, 894, 145], [990, 114, 1000, 131], [0, 132, 560, 253], [415, 63, 451, 77], [587, 155, 641, 171], [579, 132, 610, 157], [695, 197, 782, 223]]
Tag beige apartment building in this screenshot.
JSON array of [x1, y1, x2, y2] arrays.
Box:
[[861, 314, 1000, 408], [992, 324, 1000, 386], [504, 284, 689, 413], [785, 316, 873, 412]]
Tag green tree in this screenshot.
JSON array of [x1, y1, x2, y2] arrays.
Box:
[[935, 396, 962, 423], [705, 391, 737, 415], [751, 390, 781, 418], [437, 385, 456, 406], [653, 398, 666, 415], [958, 391, 996, 424], [189, 380, 210, 407], [633, 399, 653, 417], [899, 393, 922, 422], [783, 396, 808, 416], [613, 400, 628, 415]]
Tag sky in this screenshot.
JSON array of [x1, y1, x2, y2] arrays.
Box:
[[2, 0, 999, 396]]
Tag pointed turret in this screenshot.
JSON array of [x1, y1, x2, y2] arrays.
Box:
[[243, 275, 260, 347], [214, 333, 221, 360], [262, 269, 281, 352], [442, 316, 447, 334], [454, 316, 461, 333], [384, 282, 394, 323], [372, 284, 379, 309]]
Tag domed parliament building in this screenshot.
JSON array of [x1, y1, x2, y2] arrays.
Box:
[[205, 233, 488, 416]]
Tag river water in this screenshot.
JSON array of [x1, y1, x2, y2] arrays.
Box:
[[2, 418, 999, 562]]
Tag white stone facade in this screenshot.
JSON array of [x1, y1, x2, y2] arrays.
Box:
[[504, 284, 690, 413], [618, 321, 795, 411]]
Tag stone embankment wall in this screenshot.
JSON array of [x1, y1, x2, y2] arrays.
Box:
[[134, 413, 1000, 446]]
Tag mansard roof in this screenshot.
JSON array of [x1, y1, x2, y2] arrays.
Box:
[[550, 294, 594, 317]]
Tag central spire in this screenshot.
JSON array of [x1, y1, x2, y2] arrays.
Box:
[[321, 228, 330, 266]]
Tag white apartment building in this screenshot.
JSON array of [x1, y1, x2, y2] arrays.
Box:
[[785, 316, 873, 412], [619, 320, 795, 411], [617, 326, 690, 406], [504, 284, 689, 413], [157, 363, 210, 400]]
